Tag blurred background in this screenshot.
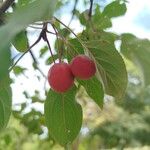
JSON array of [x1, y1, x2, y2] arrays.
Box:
[[0, 0, 150, 149]]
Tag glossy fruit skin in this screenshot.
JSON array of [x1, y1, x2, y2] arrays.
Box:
[[70, 55, 96, 80], [48, 63, 74, 93]]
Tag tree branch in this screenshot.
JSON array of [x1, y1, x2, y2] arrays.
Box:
[[0, 0, 15, 14], [9, 36, 41, 72], [29, 50, 47, 78], [88, 0, 94, 18]]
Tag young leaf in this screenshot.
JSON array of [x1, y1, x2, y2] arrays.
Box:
[[45, 54, 58, 65], [0, 77, 12, 131], [102, 1, 127, 18], [13, 66, 27, 76], [40, 46, 48, 57], [44, 87, 82, 146], [121, 33, 150, 86], [78, 76, 104, 108], [92, 5, 112, 29], [84, 40, 127, 99], [12, 31, 28, 52]]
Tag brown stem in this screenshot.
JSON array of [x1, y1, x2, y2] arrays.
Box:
[[29, 50, 47, 78], [46, 28, 79, 57], [88, 0, 93, 18], [54, 17, 78, 40], [41, 23, 56, 63], [46, 30, 56, 36], [9, 36, 41, 72], [51, 24, 62, 63], [45, 36, 56, 64]]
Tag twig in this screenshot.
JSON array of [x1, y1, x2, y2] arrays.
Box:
[[88, 0, 94, 18], [46, 20, 80, 57], [46, 30, 57, 36], [42, 23, 56, 63], [68, 0, 78, 26], [11, 53, 21, 61], [9, 23, 49, 72], [0, 0, 15, 14], [9, 36, 41, 72], [54, 17, 92, 55], [29, 50, 47, 78], [28, 25, 43, 30], [45, 38, 55, 63], [51, 24, 62, 62], [54, 17, 79, 40]]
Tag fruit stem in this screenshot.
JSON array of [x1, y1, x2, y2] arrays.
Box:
[[42, 23, 56, 64], [45, 37, 56, 64], [51, 24, 62, 63], [46, 24, 80, 57], [54, 17, 92, 56]]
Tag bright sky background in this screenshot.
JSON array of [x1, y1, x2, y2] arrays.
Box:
[[11, 0, 150, 112]]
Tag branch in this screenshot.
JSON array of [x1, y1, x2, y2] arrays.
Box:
[[54, 17, 92, 56], [68, 0, 78, 26], [51, 24, 62, 62], [9, 36, 41, 72], [54, 17, 79, 39], [88, 0, 94, 18], [29, 50, 47, 78], [42, 23, 56, 63], [0, 0, 15, 14]]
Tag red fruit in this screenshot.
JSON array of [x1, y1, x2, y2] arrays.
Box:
[[70, 55, 96, 79], [48, 63, 74, 93]]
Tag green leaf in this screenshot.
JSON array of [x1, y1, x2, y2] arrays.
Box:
[[81, 30, 118, 43], [12, 31, 28, 52], [0, 45, 11, 80], [102, 1, 127, 18], [0, 77, 12, 130], [66, 38, 84, 62], [45, 54, 58, 65], [78, 10, 89, 26], [44, 87, 82, 146], [121, 33, 150, 86], [84, 40, 127, 99], [79, 6, 112, 29], [40, 46, 48, 57], [78, 77, 104, 108], [13, 66, 27, 76], [93, 5, 112, 29]]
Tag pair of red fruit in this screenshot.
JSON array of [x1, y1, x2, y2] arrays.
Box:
[[48, 55, 96, 93]]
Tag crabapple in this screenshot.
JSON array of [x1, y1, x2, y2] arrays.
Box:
[[48, 63, 74, 93], [70, 55, 96, 79]]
